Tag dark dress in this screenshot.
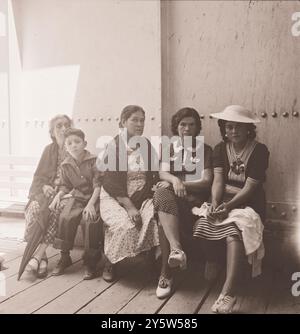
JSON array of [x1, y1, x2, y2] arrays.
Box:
[[153, 140, 213, 255], [24, 142, 66, 242], [214, 140, 269, 220], [193, 140, 269, 241]]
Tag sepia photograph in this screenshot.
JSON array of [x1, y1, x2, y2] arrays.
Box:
[[0, 0, 300, 319]]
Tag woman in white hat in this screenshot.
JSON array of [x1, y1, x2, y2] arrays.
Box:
[[193, 105, 269, 313]]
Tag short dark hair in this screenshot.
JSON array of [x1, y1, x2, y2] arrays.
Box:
[[64, 127, 85, 141], [217, 119, 256, 142], [119, 105, 145, 128], [171, 107, 202, 136]]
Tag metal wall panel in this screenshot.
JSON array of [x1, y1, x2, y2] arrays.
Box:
[[161, 1, 300, 206]]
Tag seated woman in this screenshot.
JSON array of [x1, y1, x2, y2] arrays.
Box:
[[153, 107, 213, 298], [100, 105, 160, 282], [23, 114, 72, 278], [193, 105, 269, 313]]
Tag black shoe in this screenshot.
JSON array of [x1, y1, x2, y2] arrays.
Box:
[[102, 262, 115, 282], [83, 265, 99, 280], [52, 254, 72, 276]]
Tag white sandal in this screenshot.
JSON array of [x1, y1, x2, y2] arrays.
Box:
[[211, 294, 237, 314], [211, 294, 225, 313], [168, 249, 187, 270], [156, 276, 173, 299]]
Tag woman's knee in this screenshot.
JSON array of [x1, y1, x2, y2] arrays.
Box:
[[153, 187, 174, 202], [226, 235, 241, 244]]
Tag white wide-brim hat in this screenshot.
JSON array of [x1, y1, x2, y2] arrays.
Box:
[[210, 105, 260, 123]]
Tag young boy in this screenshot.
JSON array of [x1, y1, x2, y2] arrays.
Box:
[[49, 128, 103, 279]]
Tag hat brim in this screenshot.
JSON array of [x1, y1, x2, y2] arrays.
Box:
[[210, 113, 261, 124]]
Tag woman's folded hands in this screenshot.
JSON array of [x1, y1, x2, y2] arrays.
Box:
[[207, 202, 229, 223]]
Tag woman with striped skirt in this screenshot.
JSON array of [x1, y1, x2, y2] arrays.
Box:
[[193, 105, 269, 313]]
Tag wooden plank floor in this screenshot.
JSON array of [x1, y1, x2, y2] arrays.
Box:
[[1, 218, 300, 314]]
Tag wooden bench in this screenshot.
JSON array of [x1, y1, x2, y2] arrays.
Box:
[[0, 156, 38, 218]]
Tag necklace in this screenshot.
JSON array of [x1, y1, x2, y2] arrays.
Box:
[[230, 141, 248, 175]]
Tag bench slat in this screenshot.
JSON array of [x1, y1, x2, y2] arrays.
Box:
[[0, 170, 34, 177], [0, 182, 31, 190], [0, 156, 38, 165]]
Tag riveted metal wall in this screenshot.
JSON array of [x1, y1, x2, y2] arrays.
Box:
[[161, 1, 300, 216]]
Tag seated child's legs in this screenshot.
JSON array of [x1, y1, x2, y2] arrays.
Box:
[[52, 208, 82, 276], [53, 213, 82, 251], [82, 218, 103, 266]]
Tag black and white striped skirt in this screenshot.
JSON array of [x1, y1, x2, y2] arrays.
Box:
[[193, 217, 241, 240]]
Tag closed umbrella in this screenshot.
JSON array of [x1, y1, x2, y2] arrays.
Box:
[[18, 199, 51, 280]]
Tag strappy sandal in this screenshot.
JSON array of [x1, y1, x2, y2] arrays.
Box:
[[168, 249, 187, 270], [37, 257, 48, 278], [211, 294, 225, 313], [216, 295, 237, 314], [211, 294, 237, 314]]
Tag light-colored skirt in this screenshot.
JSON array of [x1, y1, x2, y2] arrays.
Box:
[[100, 188, 160, 264]]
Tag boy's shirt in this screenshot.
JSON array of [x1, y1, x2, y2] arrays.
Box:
[[59, 150, 102, 200]]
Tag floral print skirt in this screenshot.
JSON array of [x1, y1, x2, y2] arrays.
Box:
[[100, 188, 160, 264]]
